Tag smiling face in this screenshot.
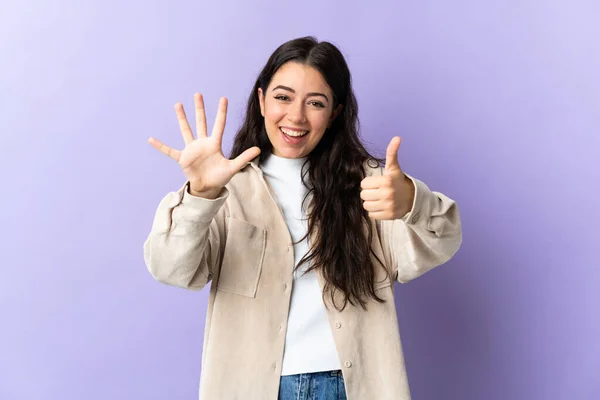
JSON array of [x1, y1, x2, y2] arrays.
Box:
[[258, 62, 341, 159]]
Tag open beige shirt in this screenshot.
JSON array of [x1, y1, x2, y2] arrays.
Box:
[[143, 158, 462, 399]]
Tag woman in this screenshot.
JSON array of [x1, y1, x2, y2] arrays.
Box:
[[144, 36, 462, 400]]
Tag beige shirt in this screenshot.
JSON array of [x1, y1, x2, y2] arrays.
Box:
[[143, 158, 462, 400]]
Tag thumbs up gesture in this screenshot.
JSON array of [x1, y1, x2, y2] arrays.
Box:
[[360, 136, 415, 220]]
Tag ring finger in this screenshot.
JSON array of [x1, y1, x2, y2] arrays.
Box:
[[175, 102, 194, 145]]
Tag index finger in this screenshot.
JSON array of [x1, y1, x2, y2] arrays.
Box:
[[360, 175, 391, 190], [211, 97, 228, 145]]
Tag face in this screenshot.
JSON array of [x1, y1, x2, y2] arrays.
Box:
[[258, 62, 342, 159]]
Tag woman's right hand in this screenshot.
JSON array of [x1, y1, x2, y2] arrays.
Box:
[[148, 93, 261, 199]]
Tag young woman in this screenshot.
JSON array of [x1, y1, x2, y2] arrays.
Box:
[[144, 36, 462, 400]]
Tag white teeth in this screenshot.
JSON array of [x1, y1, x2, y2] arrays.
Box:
[[280, 127, 308, 137]]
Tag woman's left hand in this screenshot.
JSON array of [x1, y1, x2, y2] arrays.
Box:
[[360, 136, 415, 220]]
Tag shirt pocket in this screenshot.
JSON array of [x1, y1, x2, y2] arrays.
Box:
[[216, 217, 266, 298]]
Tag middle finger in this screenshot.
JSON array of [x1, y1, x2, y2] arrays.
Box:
[[195, 93, 208, 138], [360, 189, 380, 201]]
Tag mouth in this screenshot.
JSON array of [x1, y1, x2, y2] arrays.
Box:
[[279, 127, 309, 138]]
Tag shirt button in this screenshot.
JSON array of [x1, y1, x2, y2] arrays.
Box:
[[283, 283, 288, 292], [271, 362, 277, 371], [411, 213, 420, 224], [335, 322, 342, 329], [278, 324, 283, 332], [344, 361, 352, 368]]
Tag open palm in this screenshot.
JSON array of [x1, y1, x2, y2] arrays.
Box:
[[148, 93, 261, 197]]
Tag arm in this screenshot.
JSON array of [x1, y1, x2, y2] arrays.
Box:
[[143, 183, 229, 291], [379, 173, 462, 283], [144, 93, 260, 290]]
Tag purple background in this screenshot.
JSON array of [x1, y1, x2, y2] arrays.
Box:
[[1, 1, 598, 399]]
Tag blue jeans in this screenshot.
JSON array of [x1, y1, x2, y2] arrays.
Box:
[[278, 370, 347, 400]]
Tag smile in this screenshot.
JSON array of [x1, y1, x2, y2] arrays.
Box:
[[280, 127, 309, 137]]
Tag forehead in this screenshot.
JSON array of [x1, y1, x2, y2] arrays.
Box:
[[268, 62, 331, 94]]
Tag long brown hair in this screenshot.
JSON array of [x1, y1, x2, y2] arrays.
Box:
[[231, 37, 389, 310]]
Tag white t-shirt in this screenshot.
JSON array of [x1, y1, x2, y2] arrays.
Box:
[[260, 153, 341, 376]]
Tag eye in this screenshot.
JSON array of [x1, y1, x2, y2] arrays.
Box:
[[309, 101, 325, 108], [274, 94, 290, 101]]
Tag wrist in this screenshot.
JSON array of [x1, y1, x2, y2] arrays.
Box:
[[188, 185, 221, 200], [400, 176, 415, 216]]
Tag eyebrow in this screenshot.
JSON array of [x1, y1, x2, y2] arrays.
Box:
[[271, 85, 329, 102]]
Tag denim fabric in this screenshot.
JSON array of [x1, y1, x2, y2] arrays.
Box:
[[278, 370, 347, 400]]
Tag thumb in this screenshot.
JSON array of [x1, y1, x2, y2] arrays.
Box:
[[384, 136, 402, 175], [232, 146, 261, 173]]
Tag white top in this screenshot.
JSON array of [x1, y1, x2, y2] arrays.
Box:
[[260, 153, 341, 376]]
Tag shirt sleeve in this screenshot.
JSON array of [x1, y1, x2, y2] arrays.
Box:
[[378, 172, 463, 283], [143, 182, 229, 290]]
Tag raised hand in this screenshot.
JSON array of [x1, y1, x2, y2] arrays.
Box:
[[148, 93, 261, 199], [360, 136, 415, 220]]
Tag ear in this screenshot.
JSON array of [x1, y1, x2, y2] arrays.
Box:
[[328, 104, 343, 127], [258, 88, 265, 117]]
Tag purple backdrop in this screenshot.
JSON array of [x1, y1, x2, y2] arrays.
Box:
[[1, 0, 598, 399]]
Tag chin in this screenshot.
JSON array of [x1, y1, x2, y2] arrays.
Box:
[[272, 145, 303, 158]]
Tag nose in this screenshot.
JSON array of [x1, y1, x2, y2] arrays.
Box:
[[287, 100, 307, 124]]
